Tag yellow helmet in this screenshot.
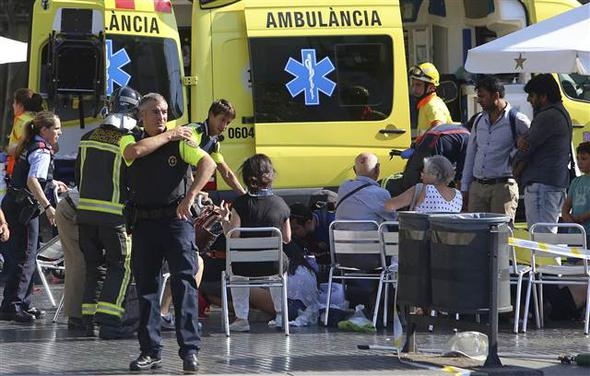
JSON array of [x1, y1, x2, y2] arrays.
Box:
[[409, 62, 440, 87]]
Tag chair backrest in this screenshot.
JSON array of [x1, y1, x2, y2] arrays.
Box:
[[225, 227, 283, 278], [529, 222, 588, 270], [378, 221, 400, 262], [329, 220, 382, 270]]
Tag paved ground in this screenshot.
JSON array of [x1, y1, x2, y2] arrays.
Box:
[[0, 284, 589, 375]]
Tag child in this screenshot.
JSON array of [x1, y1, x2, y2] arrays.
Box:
[[562, 141, 590, 246], [550, 141, 590, 321]]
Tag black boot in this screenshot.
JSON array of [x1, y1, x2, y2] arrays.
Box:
[[14, 309, 35, 323], [183, 354, 198, 372], [82, 316, 96, 337]]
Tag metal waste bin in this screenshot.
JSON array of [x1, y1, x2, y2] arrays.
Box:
[[429, 213, 512, 313], [397, 212, 433, 307]]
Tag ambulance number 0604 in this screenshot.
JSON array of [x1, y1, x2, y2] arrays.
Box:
[[227, 126, 255, 139]]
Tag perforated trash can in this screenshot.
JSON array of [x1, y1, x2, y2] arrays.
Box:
[[429, 213, 512, 313], [397, 211, 433, 307]]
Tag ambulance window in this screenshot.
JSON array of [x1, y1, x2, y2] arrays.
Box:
[[107, 35, 184, 120], [38, 36, 184, 121], [249, 35, 393, 123], [39, 44, 98, 122]]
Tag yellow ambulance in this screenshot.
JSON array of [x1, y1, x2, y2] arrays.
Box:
[[186, 0, 412, 191], [184, 0, 589, 193], [27, 0, 186, 161]]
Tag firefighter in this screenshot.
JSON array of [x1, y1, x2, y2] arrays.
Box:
[[75, 86, 141, 338], [401, 62, 453, 159]]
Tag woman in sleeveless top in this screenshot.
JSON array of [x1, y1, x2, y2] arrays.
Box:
[[220, 154, 291, 332], [384, 155, 462, 213]]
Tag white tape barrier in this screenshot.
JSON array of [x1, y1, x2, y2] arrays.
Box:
[[508, 237, 590, 260]]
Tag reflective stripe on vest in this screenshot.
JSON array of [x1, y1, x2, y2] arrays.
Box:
[[78, 198, 124, 215], [78, 140, 124, 215]]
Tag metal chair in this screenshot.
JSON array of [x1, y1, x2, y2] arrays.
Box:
[[508, 227, 540, 333], [522, 223, 589, 334], [35, 236, 64, 308], [376, 221, 399, 328], [221, 227, 289, 337], [323, 220, 382, 327]]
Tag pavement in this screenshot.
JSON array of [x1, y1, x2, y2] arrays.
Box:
[[0, 283, 589, 375]]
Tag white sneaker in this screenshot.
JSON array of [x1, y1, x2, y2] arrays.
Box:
[[229, 318, 250, 332], [268, 313, 283, 328]]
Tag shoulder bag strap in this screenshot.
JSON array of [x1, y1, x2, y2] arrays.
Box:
[[335, 182, 372, 210]]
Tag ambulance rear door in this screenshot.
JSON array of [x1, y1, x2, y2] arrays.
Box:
[[242, 0, 411, 189]]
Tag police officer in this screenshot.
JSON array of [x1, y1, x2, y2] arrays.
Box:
[[75, 86, 141, 338], [120, 93, 215, 372], [0, 111, 64, 322], [190, 99, 245, 194], [401, 62, 453, 159]]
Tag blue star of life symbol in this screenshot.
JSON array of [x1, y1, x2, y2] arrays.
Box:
[[106, 39, 131, 95], [285, 49, 336, 106]]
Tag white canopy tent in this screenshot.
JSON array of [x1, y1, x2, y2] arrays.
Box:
[[0, 36, 27, 64], [465, 3, 590, 74]]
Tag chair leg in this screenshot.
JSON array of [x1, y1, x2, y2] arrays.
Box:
[[159, 273, 170, 306], [383, 281, 390, 328], [514, 272, 525, 333], [584, 283, 589, 335], [323, 268, 334, 327], [36, 261, 56, 307], [372, 273, 385, 328], [221, 271, 230, 337], [522, 272, 534, 333], [538, 282, 544, 328], [52, 293, 65, 323], [282, 274, 289, 336], [532, 281, 540, 329]]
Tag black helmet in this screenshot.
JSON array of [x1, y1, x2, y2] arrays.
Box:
[[110, 86, 141, 114]]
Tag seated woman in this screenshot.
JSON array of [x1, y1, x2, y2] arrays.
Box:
[[384, 155, 462, 213], [220, 154, 291, 332]]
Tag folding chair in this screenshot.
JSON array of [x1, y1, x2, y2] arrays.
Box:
[[323, 220, 382, 327], [522, 223, 589, 334], [221, 227, 289, 337], [376, 221, 399, 328], [35, 236, 64, 308]]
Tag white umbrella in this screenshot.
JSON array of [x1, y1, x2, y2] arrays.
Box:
[[465, 3, 590, 74], [0, 36, 27, 64]]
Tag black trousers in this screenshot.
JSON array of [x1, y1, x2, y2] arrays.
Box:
[[132, 217, 200, 360], [79, 223, 132, 326], [0, 193, 40, 314]]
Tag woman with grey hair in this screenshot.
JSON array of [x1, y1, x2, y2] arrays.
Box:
[[384, 155, 462, 213]]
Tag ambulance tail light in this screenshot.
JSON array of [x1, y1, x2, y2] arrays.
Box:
[[153, 0, 172, 13]]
